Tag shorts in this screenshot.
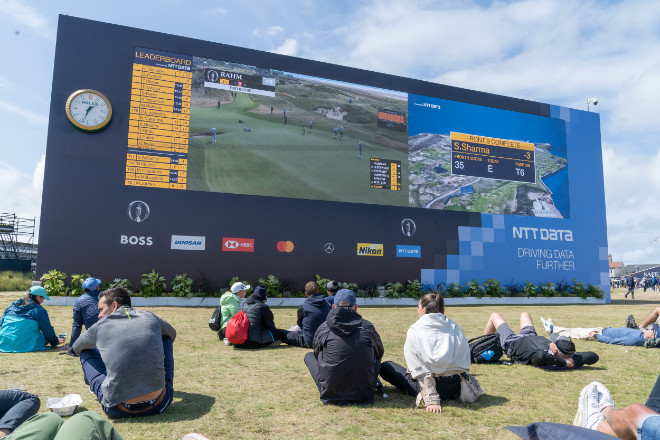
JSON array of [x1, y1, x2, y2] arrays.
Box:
[[496, 323, 537, 356], [637, 413, 660, 440]]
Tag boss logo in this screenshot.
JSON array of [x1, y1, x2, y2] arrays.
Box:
[[120, 235, 153, 246]]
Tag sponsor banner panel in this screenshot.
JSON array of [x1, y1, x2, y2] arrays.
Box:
[[171, 235, 205, 250]]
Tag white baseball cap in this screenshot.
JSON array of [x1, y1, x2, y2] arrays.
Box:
[[231, 282, 250, 293]]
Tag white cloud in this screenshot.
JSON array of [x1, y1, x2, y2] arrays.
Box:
[[0, 0, 55, 40], [602, 145, 660, 264], [0, 99, 48, 125], [271, 38, 299, 56], [253, 26, 285, 37], [0, 156, 44, 240], [205, 7, 227, 17]]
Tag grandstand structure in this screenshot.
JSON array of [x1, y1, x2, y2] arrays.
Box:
[[0, 213, 37, 272]]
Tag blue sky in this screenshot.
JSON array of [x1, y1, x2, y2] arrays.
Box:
[[1, 0, 659, 265]]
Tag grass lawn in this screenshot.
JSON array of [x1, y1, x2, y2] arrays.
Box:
[[0, 288, 658, 439]]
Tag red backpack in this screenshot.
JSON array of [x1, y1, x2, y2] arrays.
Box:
[[225, 310, 249, 344]]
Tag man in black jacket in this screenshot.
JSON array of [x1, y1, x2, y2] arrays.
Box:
[[234, 285, 287, 349], [285, 281, 331, 348], [483, 311, 598, 368], [304, 289, 384, 405]]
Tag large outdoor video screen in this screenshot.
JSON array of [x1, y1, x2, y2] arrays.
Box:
[[37, 17, 609, 299]]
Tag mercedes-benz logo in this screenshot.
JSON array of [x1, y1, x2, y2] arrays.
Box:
[[401, 218, 416, 236], [128, 201, 150, 223], [324, 242, 335, 254]]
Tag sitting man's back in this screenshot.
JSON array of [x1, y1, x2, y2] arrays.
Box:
[[72, 287, 176, 417], [305, 289, 384, 405]]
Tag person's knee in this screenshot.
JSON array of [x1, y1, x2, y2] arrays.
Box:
[[626, 403, 655, 418], [489, 312, 503, 322]]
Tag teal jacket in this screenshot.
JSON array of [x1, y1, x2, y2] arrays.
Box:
[[220, 292, 241, 330], [0, 298, 59, 352]]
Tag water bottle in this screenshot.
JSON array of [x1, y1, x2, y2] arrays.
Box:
[[482, 349, 495, 361]]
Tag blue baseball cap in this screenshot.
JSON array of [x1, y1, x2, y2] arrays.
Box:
[[28, 286, 50, 300], [82, 277, 102, 291], [334, 289, 356, 307]]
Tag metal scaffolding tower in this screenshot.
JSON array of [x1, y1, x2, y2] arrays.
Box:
[[0, 213, 37, 268]]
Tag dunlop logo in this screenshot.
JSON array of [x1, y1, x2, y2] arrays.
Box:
[[357, 243, 383, 256]]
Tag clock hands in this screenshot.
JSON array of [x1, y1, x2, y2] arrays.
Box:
[[80, 105, 94, 122]]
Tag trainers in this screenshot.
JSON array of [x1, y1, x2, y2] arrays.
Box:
[[223, 338, 232, 346], [574, 382, 603, 430], [540, 317, 554, 334], [594, 382, 615, 411], [183, 435, 210, 440], [626, 315, 639, 329]]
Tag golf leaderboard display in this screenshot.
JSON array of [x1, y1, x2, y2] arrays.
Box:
[[38, 16, 609, 300], [126, 47, 192, 190], [370, 158, 402, 191]]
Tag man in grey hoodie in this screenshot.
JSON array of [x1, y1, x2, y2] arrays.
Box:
[[72, 287, 176, 418]]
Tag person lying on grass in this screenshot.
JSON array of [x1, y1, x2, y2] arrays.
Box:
[[483, 311, 599, 368]]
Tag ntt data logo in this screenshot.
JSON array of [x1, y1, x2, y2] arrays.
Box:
[[170, 235, 205, 250], [222, 237, 254, 252], [396, 245, 421, 258], [356, 243, 383, 256], [277, 241, 294, 252]]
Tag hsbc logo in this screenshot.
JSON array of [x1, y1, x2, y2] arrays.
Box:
[[222, 237, 254, 252], [120, 235, 153, 246]]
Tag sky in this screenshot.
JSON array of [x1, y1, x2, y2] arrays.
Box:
[[1, 0, 659, 265]]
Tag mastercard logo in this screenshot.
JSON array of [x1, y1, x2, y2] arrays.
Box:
[[276, 241, 294, 252]]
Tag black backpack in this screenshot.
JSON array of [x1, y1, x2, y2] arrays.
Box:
[[208, 306, 222, 331], [468, 334, 503, 363]]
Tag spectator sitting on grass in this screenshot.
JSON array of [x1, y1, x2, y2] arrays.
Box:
[[304, 289, 384, 405], [284, 281, 331, 348], [483, 311, 599, 368], [380, 292, 470, 414], [71, 287, 176, 418], [324, 280, 340, 307], [67, 277, 103, 347], [0, 286, 64, 353], [218, 282, 249, 345], [233, 285, 288, 349]]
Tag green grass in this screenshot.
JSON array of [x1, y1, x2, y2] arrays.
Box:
[[186, 93, 409, 206], [0, 288, 658, 439], [0, 271, 33, 291]]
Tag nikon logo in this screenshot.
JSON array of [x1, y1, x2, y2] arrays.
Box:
[[357, 243, 383, 256]]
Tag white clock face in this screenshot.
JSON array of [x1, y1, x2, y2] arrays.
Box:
[[66, 89, 112, 132]]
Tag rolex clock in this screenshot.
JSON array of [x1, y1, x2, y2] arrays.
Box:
[[65, 89, 113, 132]]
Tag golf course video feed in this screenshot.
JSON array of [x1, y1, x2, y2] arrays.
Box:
[[186, 57, 409, 207], [408, 95, 571, 218]]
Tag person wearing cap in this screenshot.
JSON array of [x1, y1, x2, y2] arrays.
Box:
[[380, 292, 470, 414], [0, 286, 63, 353], [284, 281, 331, 348], [324, 280, 340, 307], [68, 277, 103, 347], [234, 285, 287, 349], [218, 282, 249, 343], [540, 315, 659, 347], [304, 289, 384, 405], [483, 311, 599, 368], [71, 287, 176, 418]]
